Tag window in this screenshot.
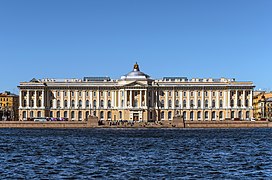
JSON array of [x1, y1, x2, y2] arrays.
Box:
[[245, 99, 249, 107], [198, 91, 201, 96], [101, 100, 104, 108], [50, 100, 53, 108], [220, 92, 223, 97], [30, 100, 34, 107], [197, 111, 201, 120], [57, 111, 60, 118], [197, 100, 201, 108], [212, 100, 216, 108], [161, 111, 165, 119], [183, 100, 186, 108], [119, 111, 122, 119], [100, 111, 104, 119], [231, 111, 235, 119], [79, 111, 82, 120], [71, 111, 75, 119], [121, 91, 124, 97], [219, 100, 223, 108], [64, 111, 68, 118], [71, 100, 75, 108], [190, 100, 194, 108], [219, 111, 223, 120], [169, 91, 171, 96], [205, 111, 209, 119], [161, 100, 165, 108], [57, 100, 60, 108], [212, 92, 215, 96], [238, 111, 242, 119], [175, 100, 179, 108], [23, 100, 27, 107], [183, 92, 186, 97], [230, 100, 234, 107], [168, 100, 172, 108], [93, 100, 97, 108], [94, 91, 96, 97], [190, 111, 194, 120], [108, 111, 112, 119], [212, 111, 216, 120], [23, 111, 26, 119], [86, 111, 89, 119], [86, 100, 89, 108], [168, 111, 172, 119], [183, 111, 187, 120], [108, 91, 111, 96], [86, 92, 89, 96], [79, 100, 82, 108], [121, 100, 124, 107], [57, 91, 60, 97], [79, 91, 82, 97], [150, 112, 152, 119], [246, 111, 250, 119], [238, 99, 241, 107], [176, 91, 178, 96], [37, 111, 41, 118], [71, 91, 74, 97], [30, 111, 33, 118], [50, 111, 53, 117], [134, 99, 138, 107], [191, 92, 193, 96], [205, 91, 208, 96]]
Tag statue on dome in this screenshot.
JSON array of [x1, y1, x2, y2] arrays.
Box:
[[134, 62, 139, 71]]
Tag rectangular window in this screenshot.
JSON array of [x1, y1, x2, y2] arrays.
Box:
[[94, 92, 96, 97], [108, 91, 111, 96], [183, 92, 186, 97]]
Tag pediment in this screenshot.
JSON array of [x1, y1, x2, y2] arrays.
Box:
[[123, 81, 147, 87]]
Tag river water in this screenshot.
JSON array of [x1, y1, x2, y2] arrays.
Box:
[[0, 128, 271, 179]]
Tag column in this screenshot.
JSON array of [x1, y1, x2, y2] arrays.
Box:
[[90, 90, 93, 108], [223, 90, 227, 108], [165, 91, 169, 109], [235, 90, 238, 108], [68, 90, 71, 108], [227, 90, 231, 108], [209, 91, 212, 108], [130, 90, 133, 107], [124, 90, 127, 107], [97, 90, 100, 108], [34, 90, 37, 108], [118, 91, 121, 108], [105, 91, 108, 108], [201, 90, 205, 109], [144, 90, 147, 108], [41, 90, 45, 108], [140, 90, 143, 107], [19, 90, 23, 108], [194, 91, 197, 109], [26, 90, 30, 107], [172, 90, 175, 109], [249, 90, 253, 107], [216, 91, 219, 109], [82, 91, 86, 108], [112, 91, 115, 108], [75, 90, 78, 108], [180, 90, 183, 108], [53, 91, 57, 108], [242, 90, 246, 108], [187, 91, 190, 109]]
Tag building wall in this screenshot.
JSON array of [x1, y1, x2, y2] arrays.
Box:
[[0, 92, 19, 120]]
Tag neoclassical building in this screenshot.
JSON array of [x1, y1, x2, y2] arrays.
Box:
[[18, 63, 255, 121]]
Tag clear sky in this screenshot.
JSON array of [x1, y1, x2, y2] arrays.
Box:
[[0, 0, 271, 94]]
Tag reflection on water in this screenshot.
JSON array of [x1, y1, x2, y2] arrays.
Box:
[[0, 128, 271, 179]]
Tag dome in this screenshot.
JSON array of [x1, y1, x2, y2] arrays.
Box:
[[121, 63, 150, 80]]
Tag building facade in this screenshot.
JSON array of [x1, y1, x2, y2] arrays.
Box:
[[18, 63, 255, 121], [0, 91, 19, 120], [253, 92, 272, 120]]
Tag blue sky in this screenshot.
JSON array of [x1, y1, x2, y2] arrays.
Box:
[[0, 0, 271, 94]]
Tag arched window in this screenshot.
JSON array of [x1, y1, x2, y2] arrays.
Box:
[[183, 100, 186, 108], [57, 111, 60, 118], [197, 100, 201, 108], [57, 100, 60, 108], [71, 111, 75, 119], [79, 100, 82, 108], [37, 111, 41, 118], [246, 111, 250, 119], [30, 111, 34, 118], [108, 100, 111, 108], [190, 111, 194, 120], [119, 111, 122, 119], [93, 100, 97, 108], [79, 111, 82, 120], [175, 100, 179, 108], [168, 111, 172, 120], [161, 111, 165, 119], [238, 111, 242, 119], [231, 111, 235, 119], [23, 111, 27, 119], [212, 111, 216, 120], [183, 111, 187, 120], [219, 111, 223, 120], [197, 111, 201, 120], [101, 100, 104, 108], [107, 111, 112, 120], [100, 111, 104, 119], [205, 111, 209, 120], [205, 100, 209, 108], [64, 100, 68, 108], [168, 100, 172, 108], [161, 100, 165, 108], [86, 111, 89, 119], [212, 100, 216, 108], [71, 100, 75, 108], [219, 100, 223, 108], [86, 100, 89, 108], [190, 100, 194, 108], [64, 111, 68, 118]]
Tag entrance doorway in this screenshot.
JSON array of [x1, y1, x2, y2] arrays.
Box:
[[133, 113, 139, 121]]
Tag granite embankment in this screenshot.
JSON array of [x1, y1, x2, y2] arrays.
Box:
[[0, 117, 271, 128]]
